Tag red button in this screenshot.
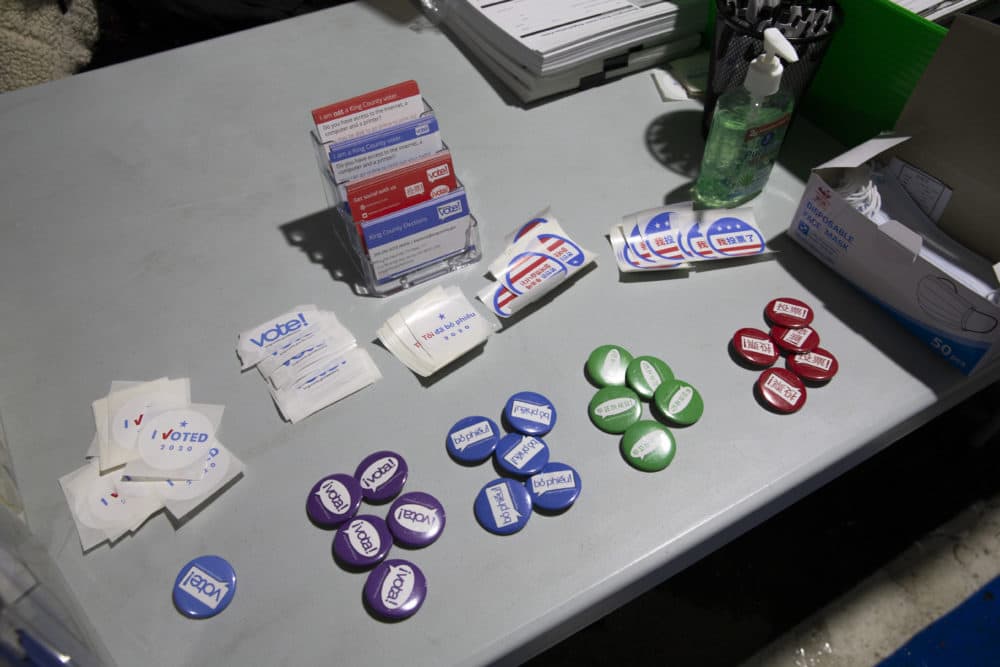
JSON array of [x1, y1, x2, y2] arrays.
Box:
[[765, 297, 814, 328], [770, 325, 820, 353], [757, 368, 807, 413], [732, 327, 779, 367], [787, 347, 839, 382]]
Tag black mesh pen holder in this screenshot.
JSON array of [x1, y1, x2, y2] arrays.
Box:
[[703, 0, 841, 137]]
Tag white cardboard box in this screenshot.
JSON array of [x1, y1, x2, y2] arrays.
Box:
[[788, 16, 1000, 375]]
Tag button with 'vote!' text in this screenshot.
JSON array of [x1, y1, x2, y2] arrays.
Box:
[[621, 421, 676, 472], [495, 433, 550, 477], [354, 451, 408, 503], [387, 491, 445, 548], [173, 555, 236, 619], [588, 386, 641, 434], [364, 559, 427, 621], [585, 345, 634, 387], [333, 515, 392, 569], [306, 473, 363, 529], [445, 415, 500, 464], [474, 478, 532, 535], [503, 391, 557, 436]]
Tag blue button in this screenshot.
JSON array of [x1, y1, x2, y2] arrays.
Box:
[[173, 555, 236, 619], [527, 462, 581, 512], [503, 391, 556, 435], [445, 416, 500, 464], [474, 478, 532, 535], [495, 433, 550, 477]]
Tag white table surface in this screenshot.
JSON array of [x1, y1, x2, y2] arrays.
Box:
[[2, 2, 996, 665]]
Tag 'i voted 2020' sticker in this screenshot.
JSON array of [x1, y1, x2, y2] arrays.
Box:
[[474, 478, 532, 535], [364, 559, 427, 621], [110, 392, 178, 451], [354, 451, 408, 503], [503, 391, 557, 436], [527, 462, 581, 512], [306, 473, 363, 528], [495, 433, 550, 477], [446, 416, 499, 464], [137, 409, 215, 472], [159, 446, 231, 502], [387, 491, 446, 548]]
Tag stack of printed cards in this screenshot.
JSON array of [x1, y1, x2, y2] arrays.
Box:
[[608, 205, 770, 272], [478, 208, 595, 319], [378, 286, 494, 377], [237, 305, 381, 423], [60, 378, 243, 551]]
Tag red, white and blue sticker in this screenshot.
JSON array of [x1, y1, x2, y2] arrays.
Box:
[[642, 212, 685, 261], [537, 233, 587, 268], [626, 224, 660, 264], [682, 223, 719, 259], [511, 216, 551, 242], [502, 251, 567, 296], [705, 216, 766, 256]]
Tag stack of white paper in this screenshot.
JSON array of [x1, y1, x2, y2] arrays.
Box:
[[60, 379, 244, 551], [441, 0, 706, 101]]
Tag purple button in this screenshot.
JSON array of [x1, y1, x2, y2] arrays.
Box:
[[363, 559, 427, 621], [354, 451, 408, 503], [387, 492, 446, 548], [306, 473, 363, 529], [333, 515, 392, 569]]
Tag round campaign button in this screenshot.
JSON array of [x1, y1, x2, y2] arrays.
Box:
[[732, 327, 780, 367], [333, 515, 393, 569], [652, 379, 704, 426], [625, 356, 674, 400], [588, 386, 642, 434], [306, 473, 363, 529], [387, 491, 446, 549], [527, 462, 581, 512], [173, 555, 236, 619], [503, 391, 557, 436], [757, 367, 808, 413], [786, 347, 839, 383], [363, 559, 427, 621], [354, 451, 408, 503], [765, 297, 814, 328], [495, 433, 550, 477], [446, 415, 500, 464], [585, 345, 634, 386], [620, 421, 676, 472], [770, 325, 820, 354], [474, 478, 532, 535]]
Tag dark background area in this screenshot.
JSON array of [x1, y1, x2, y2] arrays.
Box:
[[78, 3, 1000, 663]]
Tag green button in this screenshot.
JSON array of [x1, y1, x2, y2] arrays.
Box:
[[585, 345, 634, 387], [620, 421, 676, 472], [652, 379, 704, 426], [625, 356, 674, 400], [588, 386, 642, 434]]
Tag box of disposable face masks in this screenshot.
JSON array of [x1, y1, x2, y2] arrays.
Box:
[[787, 16, 1000, 375]]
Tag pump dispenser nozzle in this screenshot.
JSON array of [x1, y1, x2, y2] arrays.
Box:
[[744, 28, 798, 97]]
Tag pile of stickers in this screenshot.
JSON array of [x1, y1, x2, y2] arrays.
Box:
[[378, 286, 494, 377], [59, 377, 243, 551], [445, 391, 582, 536], [306, 450, 444, 621], [608, 205, 769, 272], [730, 297, 839, 414], [478, 209, 595, 320], [237, 305, 381, 422], [585, 346, 704, 472]]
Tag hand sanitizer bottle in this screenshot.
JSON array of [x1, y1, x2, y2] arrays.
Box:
[[693, 28, 799, 208]]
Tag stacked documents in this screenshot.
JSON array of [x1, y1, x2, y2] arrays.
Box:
[[442, 0, 706, 102]]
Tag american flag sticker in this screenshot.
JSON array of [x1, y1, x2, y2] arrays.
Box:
[[502, 251, 567, 296], [642, 212, 685, 261], [705, 217, 766, 256], [538, 233, 586, 267]]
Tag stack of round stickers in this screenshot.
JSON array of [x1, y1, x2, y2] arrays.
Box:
[[585, 345, 704, 472], [306, 450, 445, 621], [730, 297, 839, 414], [446, 390, 582, 536]]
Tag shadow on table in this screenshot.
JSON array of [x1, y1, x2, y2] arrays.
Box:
[[769, 232, 957, 390], [279, 208, 366, 293]]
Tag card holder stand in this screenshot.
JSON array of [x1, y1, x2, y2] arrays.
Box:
[[310, 100, 481, 297]]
